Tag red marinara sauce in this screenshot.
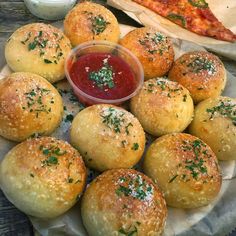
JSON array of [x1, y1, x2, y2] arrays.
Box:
[[69, 52, 137, 101]]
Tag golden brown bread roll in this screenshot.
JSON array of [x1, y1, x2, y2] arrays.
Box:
[[0, 137, 87, 218], [189, 96, 236, 160], [5, 23, 72, 83], [0, 72, 63, 142], [143, 133, 222, 208], [130, 77, 194, 136], [168, 51, 226, 103], [119, 27, 174, 80], [64, 2, 120, 46], [70, 104, 145, 172], [81, 169, 167, 236]]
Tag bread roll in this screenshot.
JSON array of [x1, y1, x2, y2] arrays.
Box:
[[5, 23, 72, 83], [0, 137, 87, 218], [119, 27, 174, 80], [81, 169, 167, 236], [70, 104, 145, 172], [189, 96, 236, 160], [0, 72, 63, 142], [143, 133, 222, 208], [130, 78, 194, 136], [168, 51, 226, 103], [64, 2, 120, 46]]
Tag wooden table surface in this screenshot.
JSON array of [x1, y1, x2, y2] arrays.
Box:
[[0, 1, 235, 236]]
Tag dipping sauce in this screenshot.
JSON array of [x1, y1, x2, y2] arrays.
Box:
[[69, 52, 137, 100], [24, 0, 77, 20]]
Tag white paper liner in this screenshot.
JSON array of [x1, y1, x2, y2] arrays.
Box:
[[0, 23, 236, 236]]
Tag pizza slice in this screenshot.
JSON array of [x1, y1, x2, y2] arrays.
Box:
[[132, 0, 236, 42]]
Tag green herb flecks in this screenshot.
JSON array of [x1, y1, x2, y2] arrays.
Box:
[[115, 174, 153, 201], [125, 122, 133, 135], [23, 87, 52, 118], [65, 114, 74, 123], [188, 0, 208, 8], [68, 177, 74, 183], [183, 94, 187, 102], [89, 61, 114, 89], [167, 13, 187, 28], [139, 32, 167, 55], [156, 80, 166, 90], [181, 139, 208, 180], [24, 30, 65, 64], [152, 32, 165, 44], [131, 143, 139, 151], [21, 32, 32, 45], [87, 13, 110, 35], [187, 57, 216, 75], [168, 174, 178, 183], [206, 99, 236, 126], [101, 107, 125, 133], [92, 15, 110, 35], [40, 145, 67, 167]]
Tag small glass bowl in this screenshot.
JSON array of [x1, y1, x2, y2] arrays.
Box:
[[24, 0, 77, 20], [65, 40, 144, 106]]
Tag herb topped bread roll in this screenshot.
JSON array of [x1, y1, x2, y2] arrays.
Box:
[[0, 137, 87, 218], [168, 51, 227, 104], [70, 104, 145, 172], [64, 2, 120, 46], [81, 169, 167, 236], [130, 78, 194, 136], [5, 23, 71, 83], [0, 72, 63, 142], [189, 96, 236, 160], [143, 133, 222, 208], [119, 27, 174, 80]]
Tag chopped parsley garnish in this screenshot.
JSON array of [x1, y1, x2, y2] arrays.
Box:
[[187, 57, 216, 74], [183, 94, 187, 102], [65, 114, 74, 123], [90, 14, 110, 35], [168, 174, 178, 183], [138, 32, 167, 55], [42, 156, 58, 166], [21, 32, 32, 45], [131, 143, 139, 151], [167, 13, 187, 28], [115, 174, 153, 201], [156, 80, 166, 90], [125, 123, 133, 135], [23, 30, 65, 64], [101, 107, 125, 133], [206, 99, 236, 126], [40, 145, 67, 167], [152, 32, 165, 44], [68, 177, 74, 183], [180, 139, 208, 180], [84, 11, 110, 35], [44, 59, 53, 64], [23, 87, 52, 117], [89, 62, 114, 89]]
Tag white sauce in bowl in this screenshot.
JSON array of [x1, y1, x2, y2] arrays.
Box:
[[24, 0, 77, 20]]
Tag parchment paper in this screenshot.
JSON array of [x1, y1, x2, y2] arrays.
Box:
[[0, 24, 236, 236], [107, 0, 236, 61]]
